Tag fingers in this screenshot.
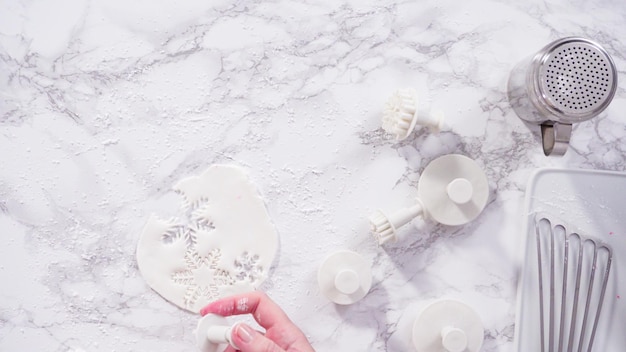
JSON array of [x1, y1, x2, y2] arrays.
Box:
[[200, 292, 314, 351], [230, 323, 286, 352], [200, 291, 292, 330]]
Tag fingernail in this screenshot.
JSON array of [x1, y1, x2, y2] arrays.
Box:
[[237, 324, 253, 344]]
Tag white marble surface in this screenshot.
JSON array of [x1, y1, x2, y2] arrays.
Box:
[[1, 0, 626, 351]]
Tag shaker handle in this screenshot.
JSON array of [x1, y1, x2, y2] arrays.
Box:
[[540, 122, 572, 156]]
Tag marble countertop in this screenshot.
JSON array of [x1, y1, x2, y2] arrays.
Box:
[[2, 0, 626, 351]]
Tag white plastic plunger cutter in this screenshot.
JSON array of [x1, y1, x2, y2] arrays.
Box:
[[412, 300, 484, 352], [382, 88, 447, 140], [317, 250, 372, 305], [195, 314, 238, 352], [369, 154, 489, 245]]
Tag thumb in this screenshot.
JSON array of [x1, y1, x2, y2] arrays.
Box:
[[231, 323, 285, 352]]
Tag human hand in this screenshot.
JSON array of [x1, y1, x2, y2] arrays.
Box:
[[200, 291, 315, 352]]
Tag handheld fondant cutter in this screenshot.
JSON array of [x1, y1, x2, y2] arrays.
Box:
[[369, 154, 489, 245]]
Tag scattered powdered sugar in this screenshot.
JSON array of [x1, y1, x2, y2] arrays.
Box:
[[236, 297, 249, 312]]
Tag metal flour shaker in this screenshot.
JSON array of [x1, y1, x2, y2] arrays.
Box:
[[507, 37, 617, 156]]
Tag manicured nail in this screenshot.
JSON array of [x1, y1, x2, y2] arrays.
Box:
[[237, 324, 253, 344]]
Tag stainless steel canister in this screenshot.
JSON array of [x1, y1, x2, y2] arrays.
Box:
[[507, 37, 617, 156]]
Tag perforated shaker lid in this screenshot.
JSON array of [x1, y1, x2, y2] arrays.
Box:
[[536, 37, 617, 122]]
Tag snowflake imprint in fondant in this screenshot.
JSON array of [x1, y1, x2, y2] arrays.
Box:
[[159, 200, 263, 310], [171, 248, 234, 309], [136, 165, 278, 313]]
